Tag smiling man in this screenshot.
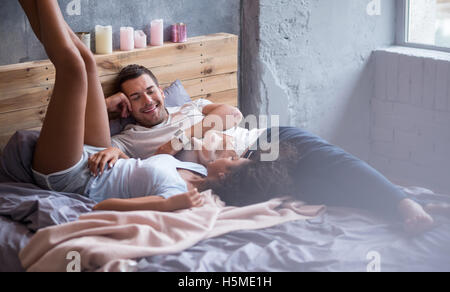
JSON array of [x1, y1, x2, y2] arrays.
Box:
[[101, 64, 255, 166], [117, 66, 168, 128]]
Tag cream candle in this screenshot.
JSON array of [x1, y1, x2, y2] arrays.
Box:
[[120, 27, 134, 51], [134, 30, 147, 49], [150, 19, 164, 46], [95, 25, 113, 54]]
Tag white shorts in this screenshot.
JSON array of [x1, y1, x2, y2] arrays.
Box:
[[31, 146, 189, 203], [31, 145, 107, 196]]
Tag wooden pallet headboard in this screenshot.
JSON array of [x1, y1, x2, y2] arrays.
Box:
[[0, 33, 238, 154]]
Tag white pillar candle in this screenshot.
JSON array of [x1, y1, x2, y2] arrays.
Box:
[[95, 25, 113, 54], [120, 27, 135, 51], [150, 19, 164, 46], [134, 30, 147, 49], [76, 32, 91, 51]]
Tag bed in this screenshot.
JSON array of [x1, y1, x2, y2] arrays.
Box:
[[1, 33, 449, 272]]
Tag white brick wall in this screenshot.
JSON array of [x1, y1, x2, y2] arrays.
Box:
[[370, 48, 450, 193]]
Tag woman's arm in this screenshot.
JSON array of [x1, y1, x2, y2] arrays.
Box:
[[92, 189, 204, 212]]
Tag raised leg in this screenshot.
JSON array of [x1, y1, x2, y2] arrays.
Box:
[[23, 0, 88, 175], [18, 0, 42, 42], [19, 0, 111, 149], [64, 23, 112, 148]]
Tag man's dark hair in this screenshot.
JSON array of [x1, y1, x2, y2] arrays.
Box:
[[117, 64, 159, 91]]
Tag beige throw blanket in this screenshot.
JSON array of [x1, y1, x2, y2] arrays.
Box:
[[19, 191, 326, 272]]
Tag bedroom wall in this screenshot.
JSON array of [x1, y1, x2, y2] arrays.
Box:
[[371, 47, 450, 194], [240, 0, 396, 161], [0, 0, 240, 65]]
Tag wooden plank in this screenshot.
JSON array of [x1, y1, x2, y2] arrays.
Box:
[[0, 106, 47, 135], [0, 54, 237, 114], [180, 72, 238, 97], [96, 34, 238, 76], [141, 54, 238, 85], [192, 89, 239, 107], [0, 33, 237, 92], [0, 62, 55, 92], [0, 86, 52, 114], [99, 54, 237, 96]]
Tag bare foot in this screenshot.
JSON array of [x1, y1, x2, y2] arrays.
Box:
[[424, 203, 450, 217], [398, 199, 435, 235]]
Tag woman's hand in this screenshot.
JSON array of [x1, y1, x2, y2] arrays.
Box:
[[106, 92, 132, 118], [166, 189, 205, 211], [88, 147, 129, 177]]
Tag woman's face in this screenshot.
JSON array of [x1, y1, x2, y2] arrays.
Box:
[[207, 156, 251, 180]]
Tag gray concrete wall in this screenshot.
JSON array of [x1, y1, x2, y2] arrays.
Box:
[[0, 0, 240, 65], [240, 0, 396, 160]]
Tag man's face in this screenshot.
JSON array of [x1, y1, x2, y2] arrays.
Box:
[[121, 74, 168, 128]]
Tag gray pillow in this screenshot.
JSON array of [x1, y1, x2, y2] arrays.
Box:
[[0, 130, 39, 184], [109, 79, 191, 136], [164, 79, 192, 107]]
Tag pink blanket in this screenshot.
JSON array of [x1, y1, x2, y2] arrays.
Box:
[[19, 191, 326, 272]]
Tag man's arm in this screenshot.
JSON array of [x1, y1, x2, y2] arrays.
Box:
[[186, 103, 243, 139], [154, 103, 243, 156]]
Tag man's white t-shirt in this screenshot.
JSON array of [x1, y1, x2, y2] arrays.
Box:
[[111, 99, 265, 159]]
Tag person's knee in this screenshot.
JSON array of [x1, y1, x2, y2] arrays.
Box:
[[79, 49, 97, 75], [52, 47, 86, 74]]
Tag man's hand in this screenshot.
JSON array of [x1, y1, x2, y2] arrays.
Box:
[[106, 92, 132, 118], [88, 147, 130, 177]]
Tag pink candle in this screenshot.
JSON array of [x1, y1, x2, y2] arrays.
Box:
[[171, 23, 187, 43], [150, 19, 164, 46], [120, 27, 134, 51], [134, 30, 147, 49]]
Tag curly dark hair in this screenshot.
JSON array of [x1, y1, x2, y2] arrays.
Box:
[[206, 142, 301, 207], [117, 64, 159, 91]]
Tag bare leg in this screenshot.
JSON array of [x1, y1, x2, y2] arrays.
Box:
[[64, 23, 111, 148], [19, 0, 111, 149], [18, 0, 42, 42], [24, 0, 88, 175]]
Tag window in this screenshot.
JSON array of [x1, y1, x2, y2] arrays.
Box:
[[399, 0, 450, 51]]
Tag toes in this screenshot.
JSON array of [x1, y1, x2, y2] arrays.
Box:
[[404, 215, 435, 235]]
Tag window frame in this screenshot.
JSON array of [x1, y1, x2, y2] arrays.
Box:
[[397, 0, 450, 53]]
